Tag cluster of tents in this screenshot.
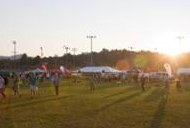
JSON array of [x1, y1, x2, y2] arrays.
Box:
[[1, 66, 190, 80]]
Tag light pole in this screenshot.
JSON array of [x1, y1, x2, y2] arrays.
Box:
[[63, 45, 70, 68], [87, 35, 96, 65], [128, 47, 133, 51], [13, 41, 17, 60], [177, 36, 184, 44], [40, 47, 44, 58], [12, 41, 17, 70], [71, 48, 77, 69]]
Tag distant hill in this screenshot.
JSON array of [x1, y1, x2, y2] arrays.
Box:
[[0, 54, 23, 60]]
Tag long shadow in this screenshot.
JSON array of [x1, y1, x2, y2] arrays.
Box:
[[103, 87, 139, 99], [1, 95, 72, 109], [0, 116, 14, 128], [8, 94, 56, 105], [143, 87, 165, 103], [97, 82, 122, 90], [96, 91, 142, 113], [149, 95, 168, 128]]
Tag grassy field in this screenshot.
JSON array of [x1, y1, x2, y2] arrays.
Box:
[[0, 79, 190, 128]]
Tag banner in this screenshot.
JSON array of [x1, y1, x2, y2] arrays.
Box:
[[41, 64, 48, 73], [164, 63, 172, 78]]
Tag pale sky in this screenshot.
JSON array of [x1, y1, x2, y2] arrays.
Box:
[[0, 0, 190, 57]]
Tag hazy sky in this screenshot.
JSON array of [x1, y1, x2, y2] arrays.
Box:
[[0, 0, 190, 56]]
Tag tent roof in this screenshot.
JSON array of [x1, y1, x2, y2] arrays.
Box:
[[25, 68, 45, 74], [177, 68, 190, 75], [79, 66, 121, 73]]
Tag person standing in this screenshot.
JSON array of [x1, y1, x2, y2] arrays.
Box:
[[164, 76, 170, 97], [89, 74, 96, 93], [0, 76, 6, 99], [12, 72, 21, 97], [176, 77, 181, 91], [140, 74, 146, 91], [28, 73, 38, 98], [52, 72, 61, 95]]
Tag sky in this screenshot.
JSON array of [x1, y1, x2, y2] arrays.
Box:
[[0, 0, 190, 57]]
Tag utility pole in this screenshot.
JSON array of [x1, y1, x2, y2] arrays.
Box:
[[87, 35, 96, 65], [71, 48, 77, 69]]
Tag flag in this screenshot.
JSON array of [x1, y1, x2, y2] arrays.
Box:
[[164, 63, 172, 78]]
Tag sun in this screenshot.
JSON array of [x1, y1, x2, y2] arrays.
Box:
[[155, 35, 186, 57], [157, 41, 185, 57], [163, 45, 183, 57], [151, 30, 190, 57]]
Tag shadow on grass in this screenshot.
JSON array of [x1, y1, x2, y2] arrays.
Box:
[[96, 91, 142, 113], [103, 86, 139, 99], [97, 82, 123, 90], [149, 95, 168, 128], [1, 95, 72, 109], [0, 116, 14, 128], [8, 94, 56, 104], [143, 87, 165, 103]]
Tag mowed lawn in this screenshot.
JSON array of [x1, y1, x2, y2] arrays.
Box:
[[1, 79, 190, 128]]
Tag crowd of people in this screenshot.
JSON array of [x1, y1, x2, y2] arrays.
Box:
[[0, 70, 182, 101], [0, 71, 62, 101], [87, 70, 182, 94]]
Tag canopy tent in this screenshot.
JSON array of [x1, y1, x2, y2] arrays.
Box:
[[0, 70, 12, 77], [79, 66, 121, 74], [177, 68, 190, 75], [25, 68, 45, 74]]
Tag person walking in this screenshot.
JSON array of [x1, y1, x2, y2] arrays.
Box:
[[28, 73, 38, 98], [140, 74, 146, 91], [52, 72, 61, 95]]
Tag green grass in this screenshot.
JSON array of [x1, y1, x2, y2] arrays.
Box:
[[1, 79, 190, 128]]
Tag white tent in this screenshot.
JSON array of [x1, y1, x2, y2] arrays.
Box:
[[79, 66, 121, 74], [177, 68, 190, 75], [25, 68, 46, 74]]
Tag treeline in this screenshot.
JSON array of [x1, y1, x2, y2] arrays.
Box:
[[0, 48, 190, 71]]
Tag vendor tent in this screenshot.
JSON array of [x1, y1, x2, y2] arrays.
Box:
[[0, 70, 12, 77], [177, 68, 190, 75], [79, 66, 121, 74], [25, 68, 45, 74]]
